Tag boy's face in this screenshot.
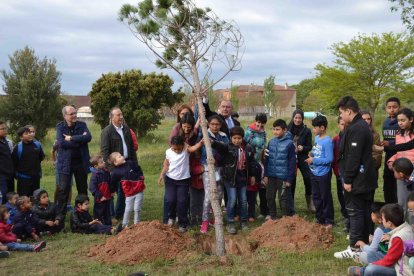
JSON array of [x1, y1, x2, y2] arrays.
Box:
[[231, 134, 243, 147], [272, 126, 286, 138], [113, 154, 126, 166], [385, 101, 400, 118], [371, 212, 381, 224], [21, 199, 32, 211], [255, 120, 266, 130], [0, 124, 8, 139], [339, 108, 352, 124], [393, 168, 407, 180], [9, 195, 18, 206], [21, 131, 33, 143], [381, 213, 393, 229], [95, 158, 106, 170], [312, 125, 325, 136], [78, 201, 89, 212], [171, 144, 184, 154], [28, 127, 36, 139], [39, 193, 49, 205], [338, 119, 345, 132]]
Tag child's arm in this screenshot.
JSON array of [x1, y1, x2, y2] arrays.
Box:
[[187, 140, 204, 153], [372, 237, 403, 267], [210, 140, 229, 153], [89, 174, 103, 201], [158, 159, 170, 186]]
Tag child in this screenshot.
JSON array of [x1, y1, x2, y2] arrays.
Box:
[[70, 194, 112, 234], [382, 97, 400, 204], [189, 149, 205, 227], [352, 202, 387, 264], [12, 196, 40, 241], [246, 161, 261, 222], [31, 189, 64, 234], [387, 108, 414, 211], [305, 115, 334, 228], [89, 155, 113, 226], [0, 120, 14, 203], [264, 119, 296, 219], [158, 136, 203, 232], [348, 204, 414, 276], [331, 117, 348, 227], [244, 113, 267, 162], [212, 126, 256, 234], [5, 192, 18, 224], [109, 152, 145, 229], [0, 206, 46, 252], [12, 126, 45, 197]]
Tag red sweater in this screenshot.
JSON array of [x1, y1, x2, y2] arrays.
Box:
[[0, 221, 17, 243], [190, 156, 204, 190], [373, 237, 403, 267]]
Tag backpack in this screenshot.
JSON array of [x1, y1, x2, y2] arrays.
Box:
[[16, 140, 42, 179]]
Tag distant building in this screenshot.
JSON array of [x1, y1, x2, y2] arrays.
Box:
[[63, 95, 93, 122]]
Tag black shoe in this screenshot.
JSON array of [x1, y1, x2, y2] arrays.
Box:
[[114, 223, 123, 235], [33, 241, 46, 252], [226, 223, 237, 234]]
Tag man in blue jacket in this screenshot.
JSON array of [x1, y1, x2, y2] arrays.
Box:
[[56, 105, 92, 217]]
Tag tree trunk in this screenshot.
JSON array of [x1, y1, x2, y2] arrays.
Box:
[[195, 94, 226, 256]]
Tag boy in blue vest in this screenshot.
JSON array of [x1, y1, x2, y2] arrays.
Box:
[[12, 126, 45, 197], [305, 115, 334, 228], [264, 119, 296, 219]]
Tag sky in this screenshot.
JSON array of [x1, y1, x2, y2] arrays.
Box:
[[0, 0, 406, 95]]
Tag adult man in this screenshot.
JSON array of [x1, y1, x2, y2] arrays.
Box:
[[56, 106, 92, 217], [334, 96, 377, 259], [0, 121, 13, 203], [204, 99, 240, 137], [100, 107, 137, 221]]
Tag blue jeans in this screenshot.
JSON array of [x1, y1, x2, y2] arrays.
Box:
[[5, 242, 34, 252], [225, 183, 247, 222], [364, 264, 396, 276]]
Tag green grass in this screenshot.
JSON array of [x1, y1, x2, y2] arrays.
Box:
[[2, 117, 386, 275]]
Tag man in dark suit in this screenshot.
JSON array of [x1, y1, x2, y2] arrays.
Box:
[[204, 99, 240, 137]]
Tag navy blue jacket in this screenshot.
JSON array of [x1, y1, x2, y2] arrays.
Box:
[[12, 209, 40, 230], [264, 132, 296, 183], [382, 117, 399, 161], [56, 121, 92, 175]]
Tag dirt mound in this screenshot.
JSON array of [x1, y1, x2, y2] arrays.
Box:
[[88, 220, 194, 265], [249, 215, 334, 253]]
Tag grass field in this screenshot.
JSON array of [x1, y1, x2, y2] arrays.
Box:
[[2, 115, 388, 275]]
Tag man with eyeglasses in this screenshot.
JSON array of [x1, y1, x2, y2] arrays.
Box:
[[0, 121, 13, 203], [55, 105, 92, 218]]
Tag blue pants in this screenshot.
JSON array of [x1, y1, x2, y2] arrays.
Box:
[[225, 183, 247, 222], [5, 242, 34, 252], [364, 264, 396, 276], [115, 183, 125, 220], [311, 171, 334, 225], [164, 176, 190, 227]]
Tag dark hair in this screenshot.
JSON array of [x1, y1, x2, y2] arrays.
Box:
[[0, 121, 4, 125], [170, 135, 185, 146], [6, 191, 18, 201], [385, 97, 400, 107], [0, 206, 8, 222], [75, 194, 89, 207], [33, 189, 48, 204], [273, 119, 287, 129], [180, 112, 196, 128], [336, 96, 359, 113], [90, 155, 103, 167], [207, 115, 223, 125], [397, 108, 414, 136], [176, 105, 194, 123], [312, 115, 328, 128], [408, 192, 414, 203], [17, 126, 30, 137], [393, 157, 414, 176], [16, 196, 30, 211], [230, 126, 244, 137], [255, 113, 267, 124], [381, 203, 404, 227], [371, 202, 386, 216]]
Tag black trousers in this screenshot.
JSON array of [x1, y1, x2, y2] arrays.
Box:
[[246, 190, 257, 218], [258, 188, 268, 216], [94, 200, 112, 226], [383, 164, 397, 204], [291, 157, 313, 199], [17, 176, 40, 197]]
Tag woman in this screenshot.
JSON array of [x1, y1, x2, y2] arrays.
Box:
[[168, 105, 194, 145]]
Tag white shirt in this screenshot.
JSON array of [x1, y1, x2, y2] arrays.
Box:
[[113, 124, 128, 159], [165, 148, 191, 180]]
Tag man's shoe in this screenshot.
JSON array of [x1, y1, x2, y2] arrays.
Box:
[[178, 226, 187, 233], [167, 218, 174, 226], [200, 221, 209, 234], [113, 223, 123, 235], [33, 241, 46, 252], [226, 223, 237, 234], [334, 246, 357, 259], [0, 251, 10, 258]]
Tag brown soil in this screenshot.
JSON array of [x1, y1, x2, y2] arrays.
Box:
[[89, 216, 334, 265], [88, 220, 194, 265], [249, 215, 334, 253]]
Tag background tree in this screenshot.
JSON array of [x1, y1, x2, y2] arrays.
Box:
[[230, 84, 239, 111], [89, 69, 183, 137], [314, 32, 414, 113], [119, 0, 244, 257], [390, 0, 414, 33], [263, 75, 276, 117], [291, 78, 318, 110], [0, 46, 64, 141]]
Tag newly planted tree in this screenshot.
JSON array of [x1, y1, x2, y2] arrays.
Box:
[[119, 0, 244, 256]]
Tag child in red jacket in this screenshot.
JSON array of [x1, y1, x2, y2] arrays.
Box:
[[189, 150, 204, 226], [0, 206, 46, 252]]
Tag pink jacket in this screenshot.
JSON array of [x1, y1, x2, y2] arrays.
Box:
[[388, 132, 414, 166]]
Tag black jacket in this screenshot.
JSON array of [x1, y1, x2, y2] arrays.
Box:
[[70, 210, 94, 234], [0, 138, 13, 177], [212, 141, 256, 185], [100, 124, 137, 165], [290, 125, 312, 158], [203, 102, 240, 137], [338, 113, 377, 194], [31, 202, 63, 226], [12, 141, 45, 178]]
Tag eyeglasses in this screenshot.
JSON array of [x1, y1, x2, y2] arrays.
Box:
[[0, 127, 8, 131], [66, 112, 77, 116]]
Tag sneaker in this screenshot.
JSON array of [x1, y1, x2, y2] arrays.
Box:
[[200, 221, 209, 234], [226, 223, 237, 234], [178, 226, 187, 233], [0, 251, 10, 258], [324, 224, 333, 230], [167, 218, 174, 226], [265, 215, 271, 220], [113, 223, 123, 235], [257, 214, 265, 220], [248, 217, 255, 222], [33, 241, 47, 252], [334, 246, 357, 259], [347, 266, 364, 276], [240, 222, 249, 231]]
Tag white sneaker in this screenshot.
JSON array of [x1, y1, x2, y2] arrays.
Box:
[[167, 218, 174, 226], [334, 246, 356, 259], [257, 215, 265, 220], [265, 215, 271, 220]]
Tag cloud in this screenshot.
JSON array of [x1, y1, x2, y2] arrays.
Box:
[[0, 0, 406, 94]]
